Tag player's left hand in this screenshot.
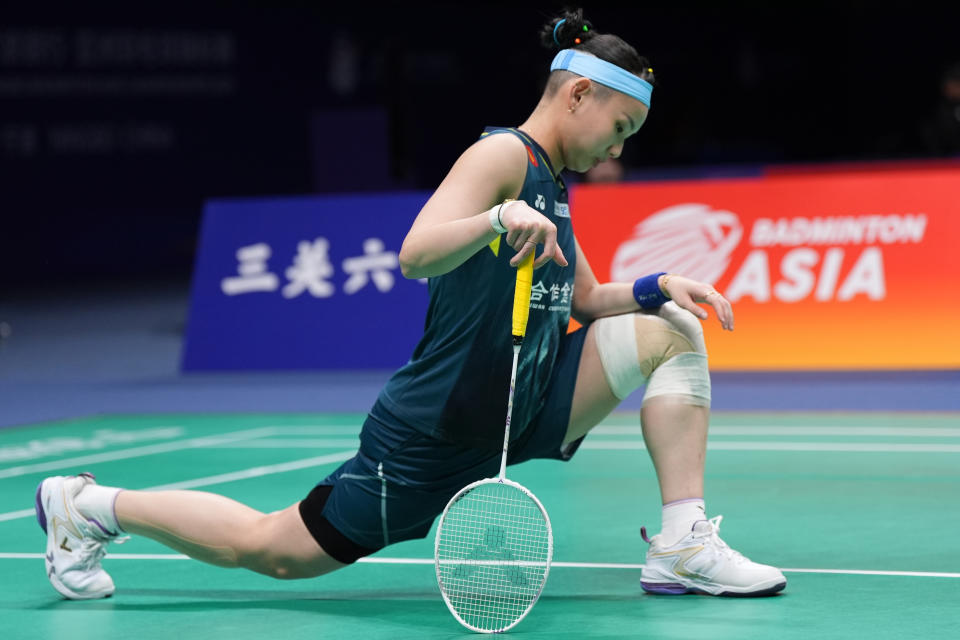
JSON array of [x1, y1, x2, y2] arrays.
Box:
[[659, 274, 734, 331]]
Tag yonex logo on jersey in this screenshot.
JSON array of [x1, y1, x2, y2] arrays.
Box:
[[534, 194, 546, 211]]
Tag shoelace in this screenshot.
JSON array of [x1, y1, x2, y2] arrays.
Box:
[[695, 515, 748, 564], [76, 535, 129, 572], [77, 538, 108, 572]]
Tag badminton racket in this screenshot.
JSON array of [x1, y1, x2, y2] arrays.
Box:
[[435, 252, 553, 633]]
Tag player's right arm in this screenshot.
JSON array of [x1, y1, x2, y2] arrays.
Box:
[[399, 134, 568, 279]]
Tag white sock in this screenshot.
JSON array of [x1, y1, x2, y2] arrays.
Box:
[[74, 484, 124, 535], [660, 498, 706, 545]]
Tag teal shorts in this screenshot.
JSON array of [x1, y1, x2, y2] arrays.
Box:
[[298, 326, 590, 562]]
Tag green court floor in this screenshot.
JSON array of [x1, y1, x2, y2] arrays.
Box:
[[2, 412, 959, 639]]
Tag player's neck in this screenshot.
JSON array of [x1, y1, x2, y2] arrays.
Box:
[[516, 108, 564, 177]]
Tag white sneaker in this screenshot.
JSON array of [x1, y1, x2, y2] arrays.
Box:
[[35, 473, 124, 600], [640, 515, 786, 597]]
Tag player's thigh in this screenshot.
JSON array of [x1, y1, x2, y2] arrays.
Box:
[[563, 321, 620, 447]]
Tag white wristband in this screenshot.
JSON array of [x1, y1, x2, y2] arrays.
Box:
[[488, 202, 509, 234]]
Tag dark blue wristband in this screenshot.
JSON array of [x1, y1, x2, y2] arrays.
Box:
[[633, 272, 670, 309]]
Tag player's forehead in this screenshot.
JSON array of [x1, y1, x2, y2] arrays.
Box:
[[605, 91, 649, 130]]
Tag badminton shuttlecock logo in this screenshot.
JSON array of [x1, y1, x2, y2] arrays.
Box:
[[610, 203, 743, 286]]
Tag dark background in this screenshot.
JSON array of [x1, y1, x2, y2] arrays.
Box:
[[2, 1, 959, 291]]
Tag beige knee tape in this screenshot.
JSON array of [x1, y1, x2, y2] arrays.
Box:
[[654, 301, 706, 354], [594, 307, 701, 400], [642, 352, 711, 407]]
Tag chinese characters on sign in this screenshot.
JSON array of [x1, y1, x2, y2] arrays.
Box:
[[221, 237, 402, 297], [220, 243, 278, 295]]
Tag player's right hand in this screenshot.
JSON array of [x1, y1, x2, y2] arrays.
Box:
[[500, 201, 569, 269]]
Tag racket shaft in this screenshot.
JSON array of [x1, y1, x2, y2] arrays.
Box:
[[499, 346, 520, 479]]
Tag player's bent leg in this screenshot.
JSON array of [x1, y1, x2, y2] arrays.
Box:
[[562, 319, 620, 447], [561, 303, 785, 596], [563, 302, 702, 447], [640, 397, 708, 502]]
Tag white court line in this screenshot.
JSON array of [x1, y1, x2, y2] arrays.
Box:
[[0, 450, 356, 523], [0, 425, 366, 478], [591, 426, 960, 437], [0, 427, 283, 480], [363, 558, 960, 578], [212, 439, 360, 449], [234, 425, 960, 438], [0, 553, 956, 578], [143, 451, 356, 491], [266, 425, 960, 438], [580, 441, 960, 453], [259, 426, 363, 435], [212, 438, 960, 454]]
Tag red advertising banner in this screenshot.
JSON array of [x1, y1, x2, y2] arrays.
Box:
[[572, 167, 960, 370]]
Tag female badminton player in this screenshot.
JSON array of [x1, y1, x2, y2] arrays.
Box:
[[36, 8, 785, 602]]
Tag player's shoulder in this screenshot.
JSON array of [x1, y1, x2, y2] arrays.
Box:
[[445, 130, 528, 196], [464, 129, 528, 167]]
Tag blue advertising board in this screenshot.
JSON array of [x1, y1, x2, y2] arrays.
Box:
[[182, 192, 432, 370]]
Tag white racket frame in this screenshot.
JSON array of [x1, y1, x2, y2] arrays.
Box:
[[434, 475, 554, 633], [435, 253, 549, 633]]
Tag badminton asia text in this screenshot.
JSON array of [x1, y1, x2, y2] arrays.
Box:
[[725, 214, 927, 303]]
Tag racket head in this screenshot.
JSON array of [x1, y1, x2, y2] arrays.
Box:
[[434, 477, 554, 633]]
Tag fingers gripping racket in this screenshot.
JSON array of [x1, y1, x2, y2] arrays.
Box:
[[435, 253, 553, 633]]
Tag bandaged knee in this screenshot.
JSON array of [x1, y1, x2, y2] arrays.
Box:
[[593, 302, 711, 407]]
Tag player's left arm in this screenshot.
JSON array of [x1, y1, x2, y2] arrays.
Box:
[[570, 237, 734, 330]]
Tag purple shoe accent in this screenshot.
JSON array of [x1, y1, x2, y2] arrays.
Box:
[[641, 581, 691, 595], [35, 482, 47, 532], [79, 472, 96, 480], [88, 517, 118, 538], [640, 526, 652, 544]]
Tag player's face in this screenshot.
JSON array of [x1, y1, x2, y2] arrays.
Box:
[[566, 89, 648, 173]]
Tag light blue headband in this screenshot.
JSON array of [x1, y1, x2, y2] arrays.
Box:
[[550, 49, 653, 108]]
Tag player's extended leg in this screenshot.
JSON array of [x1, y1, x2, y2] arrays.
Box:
[[115, 490, 345, 579], [36, 473, 345, 600], [562, 302, 786, 596]]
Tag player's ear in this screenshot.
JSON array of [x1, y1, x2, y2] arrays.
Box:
[[568, 77, 592, 111]]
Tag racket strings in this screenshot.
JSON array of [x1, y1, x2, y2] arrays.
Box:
[[437, 482, 551, 632]]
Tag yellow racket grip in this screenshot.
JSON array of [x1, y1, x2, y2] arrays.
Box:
[[512, 252, 534, 340]]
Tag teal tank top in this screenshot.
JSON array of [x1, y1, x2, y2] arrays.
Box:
[[376, 127, 576, 449]]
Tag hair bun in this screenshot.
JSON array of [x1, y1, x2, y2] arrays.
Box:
[[540, 8, 594, 50]]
